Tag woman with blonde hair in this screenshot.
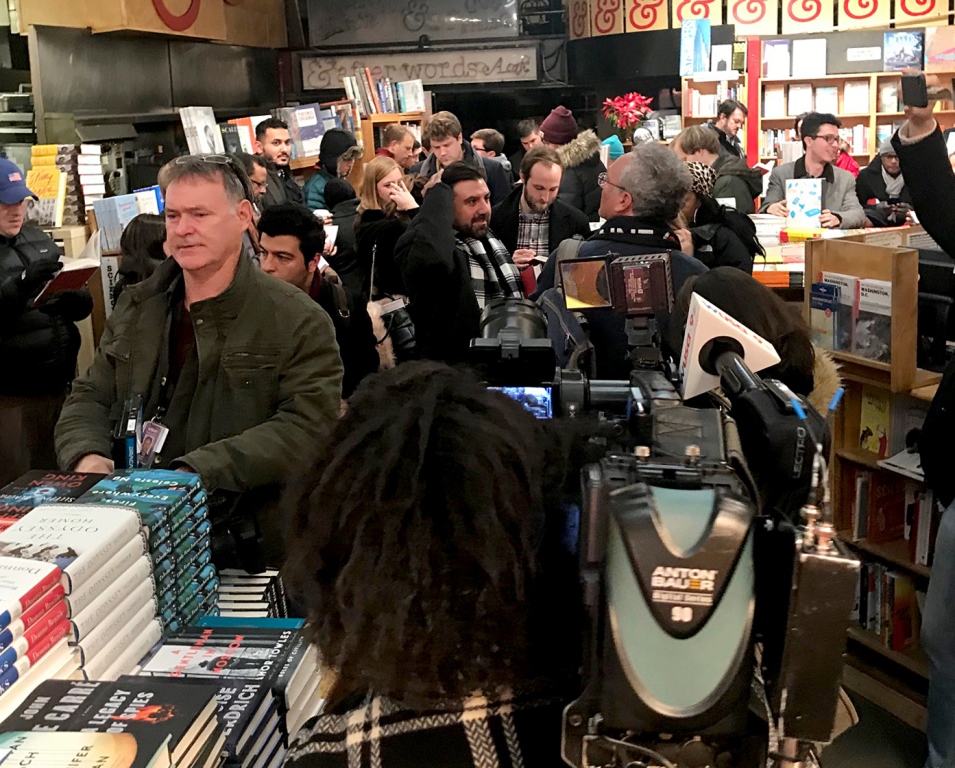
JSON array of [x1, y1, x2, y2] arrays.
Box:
[[355, 155, 419, 300]]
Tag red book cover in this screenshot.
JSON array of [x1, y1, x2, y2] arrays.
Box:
[[866, 474, 906, 543], [364, 67, 382, 113]]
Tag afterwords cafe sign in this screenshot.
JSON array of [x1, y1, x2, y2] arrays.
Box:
[[301, 48, 539, 90]]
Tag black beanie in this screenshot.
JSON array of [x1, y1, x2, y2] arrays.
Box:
[[319, 129, 358, 174]]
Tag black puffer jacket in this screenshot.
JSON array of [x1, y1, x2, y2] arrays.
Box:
[[556, 130, 606, 222], [355, 209, 418, 299], [0, 227, 86, 396]]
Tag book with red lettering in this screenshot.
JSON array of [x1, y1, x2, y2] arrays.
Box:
[[135, 626, 307, 763], [0, 505, 144, 594], [0, 558, 62, 632], [0, 677, 221, 768]]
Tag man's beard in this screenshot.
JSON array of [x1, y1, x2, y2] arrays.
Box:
[[457, 216, 489, 239], [523, 187, 550, 215]]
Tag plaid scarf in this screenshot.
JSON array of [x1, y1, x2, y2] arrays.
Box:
[[284, 687, 566, 768], [457, 233, 525, 309]]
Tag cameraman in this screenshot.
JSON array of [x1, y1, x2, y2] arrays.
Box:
[[283, 362, 583, 767], [892, 88, 955, 768]]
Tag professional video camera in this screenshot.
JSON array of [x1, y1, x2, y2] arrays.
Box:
[[469, 252, 859, 768]]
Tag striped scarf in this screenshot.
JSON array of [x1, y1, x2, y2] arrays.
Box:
[[457, 233, 525, 310]]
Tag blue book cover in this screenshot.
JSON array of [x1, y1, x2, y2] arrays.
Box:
[[884, 31, 924, 72], [196, 616, 304, 630]]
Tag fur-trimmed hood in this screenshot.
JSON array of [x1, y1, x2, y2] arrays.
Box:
[[557, 129, 602, 170], [808, 345, 842, 416]]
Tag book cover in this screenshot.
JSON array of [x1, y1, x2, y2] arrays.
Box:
[[852, 470, 870, 541], [843, 81, 871, 115], [180, 107, 224, 155], [24, 167, 65, 227], [786, 84, 813, 117], [890, 573, 916, 651], [0, 559, 62, 633], [0, 506, 142, 596], [0, 472, 103, 510], [926, 26, 955, 72], [878, 83, 900, 114], [916, 490, 935, 566], [0, 731, 163, 768], [786, 178, 822, 228], [867, 473, 906, 543], [2, 678, 220, 766], [219, 123, 244, 154], [0, 584, 65, 653], [762, 40, 791, 78], [860, 386, 892, 458], [822, 271, 860, 352], [791, 38, 826, 78], [290, 104, 325, 158], [809, 282, 840, 350], [679, 18, 711, 77], [884, 31, 924, 71], [70, 556, 153, 643], [814, 86, 839, 115], [853, 278, 892, 363], [32, 259, 99, 306]]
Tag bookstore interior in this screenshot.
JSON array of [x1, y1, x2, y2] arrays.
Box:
[[4, 0, 955, 766]]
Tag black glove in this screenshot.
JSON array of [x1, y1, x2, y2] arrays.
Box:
[[39, 289, 93, 322], [19, 260, 62, 300]]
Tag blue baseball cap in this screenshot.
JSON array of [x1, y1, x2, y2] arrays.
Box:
[[0, 158, 35, 205]]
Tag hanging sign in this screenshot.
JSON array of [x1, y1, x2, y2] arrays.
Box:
[[569, 0, 591, 38], [781, 0, 834, 34], [590, 0, 625, 35], [727, 0, 779, 36], [627, 0, 669, 31]]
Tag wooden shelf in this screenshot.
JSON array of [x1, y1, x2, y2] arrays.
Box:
[[363, 111, 424, 123], [762, 73, 883, 83], [847, 626, 930, 679], [841, 535, 931, 579], [289, 155, 318, 171], [835, 447, 881, 470], [842, 656, 928, 732]]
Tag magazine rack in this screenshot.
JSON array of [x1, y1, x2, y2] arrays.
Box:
[[803, 239, 931, 393]]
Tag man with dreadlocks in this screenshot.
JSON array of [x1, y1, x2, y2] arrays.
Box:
[[283, 361, 585, 768]]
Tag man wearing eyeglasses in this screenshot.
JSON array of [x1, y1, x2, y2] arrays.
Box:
[[54, 155, 343, 569], [759, 112, 866, 228]]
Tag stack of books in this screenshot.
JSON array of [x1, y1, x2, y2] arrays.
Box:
[[27, 144, 84, 226], [77, 470, 218, 632], [0, 472, 104, 532], [136, 621, 324, 767], [78, 143, 108, 207], [0, 558, 78, 719], [0, 504, 153, 688], [217, 569, 289, 619], [0, 677, 224, 768]]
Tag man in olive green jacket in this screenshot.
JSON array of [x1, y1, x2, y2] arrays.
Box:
[[55, 156, 343, 566]]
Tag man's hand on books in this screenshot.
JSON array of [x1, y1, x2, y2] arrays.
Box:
[[74, 454, 115, 474], [765, 201, 788, 218]]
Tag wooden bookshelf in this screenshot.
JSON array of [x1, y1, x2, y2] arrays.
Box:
[[804, 238, 938, 733], [757, 67, 955, 163], [359, 111, 425, 165], [680, 74, 748, 149]]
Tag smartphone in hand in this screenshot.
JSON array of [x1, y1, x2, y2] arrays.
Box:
[[902, 72, 928, 108]]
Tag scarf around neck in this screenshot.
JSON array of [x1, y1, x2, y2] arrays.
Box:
[[882, 166, 905, 198], [456, 232, 524, 309]]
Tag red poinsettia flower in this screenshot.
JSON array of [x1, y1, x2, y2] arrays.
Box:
[[602, 92, 654, 129]]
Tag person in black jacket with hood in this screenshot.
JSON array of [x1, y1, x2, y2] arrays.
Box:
[[0, 159, 91, 484], [680, 162, 764, 274], [540, 106, 606, 222]]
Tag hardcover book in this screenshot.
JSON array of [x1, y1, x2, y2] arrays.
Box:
[[867, 473, 907, 544], [860, 386, 892, 458], [66, 536, 148, 620], [0, 559, 61, 633], [0, 506, 142, 596], [853, 278, 892, 363], [0, 731, 167, 768], [2, 677, 220, 767], [884, 31, 924, 71]]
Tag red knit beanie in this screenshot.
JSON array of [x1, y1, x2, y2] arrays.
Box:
[[540, 106, 579, 146]]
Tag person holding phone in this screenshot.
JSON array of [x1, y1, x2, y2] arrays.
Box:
[[893, 72, 955, 768]]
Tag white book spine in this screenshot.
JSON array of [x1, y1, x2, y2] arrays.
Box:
[[97, 618, 162, 681], [71, 572, 159, 661], [65, 533, 147, 619], [80, 599, 158, 677], [70, 557, 154, 643]]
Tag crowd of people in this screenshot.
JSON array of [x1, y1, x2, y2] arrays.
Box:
[[0, 93, 951, 767]]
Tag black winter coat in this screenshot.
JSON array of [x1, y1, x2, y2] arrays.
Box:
[[555, 131, 606, 222], [355, 209, 417, 299], [411, 140, 512, 207], [0, 227, 85, 396], [490, 186, 592, 257], [394, 184, 484, 364]]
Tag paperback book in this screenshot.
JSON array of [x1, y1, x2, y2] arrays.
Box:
[[853, 278, 892, 363]]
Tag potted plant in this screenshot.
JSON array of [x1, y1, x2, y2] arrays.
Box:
[[602, 91, 654, 145]]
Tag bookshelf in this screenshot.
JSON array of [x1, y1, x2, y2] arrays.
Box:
[[681, 74, 748, 122], [359, 112, 425, 165], [758, 70, 955, 163], [803, 239, 942, 731]]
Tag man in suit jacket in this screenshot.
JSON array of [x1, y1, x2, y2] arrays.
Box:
[[491, 146, 591, 293], [759, 112, 866, 228]]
